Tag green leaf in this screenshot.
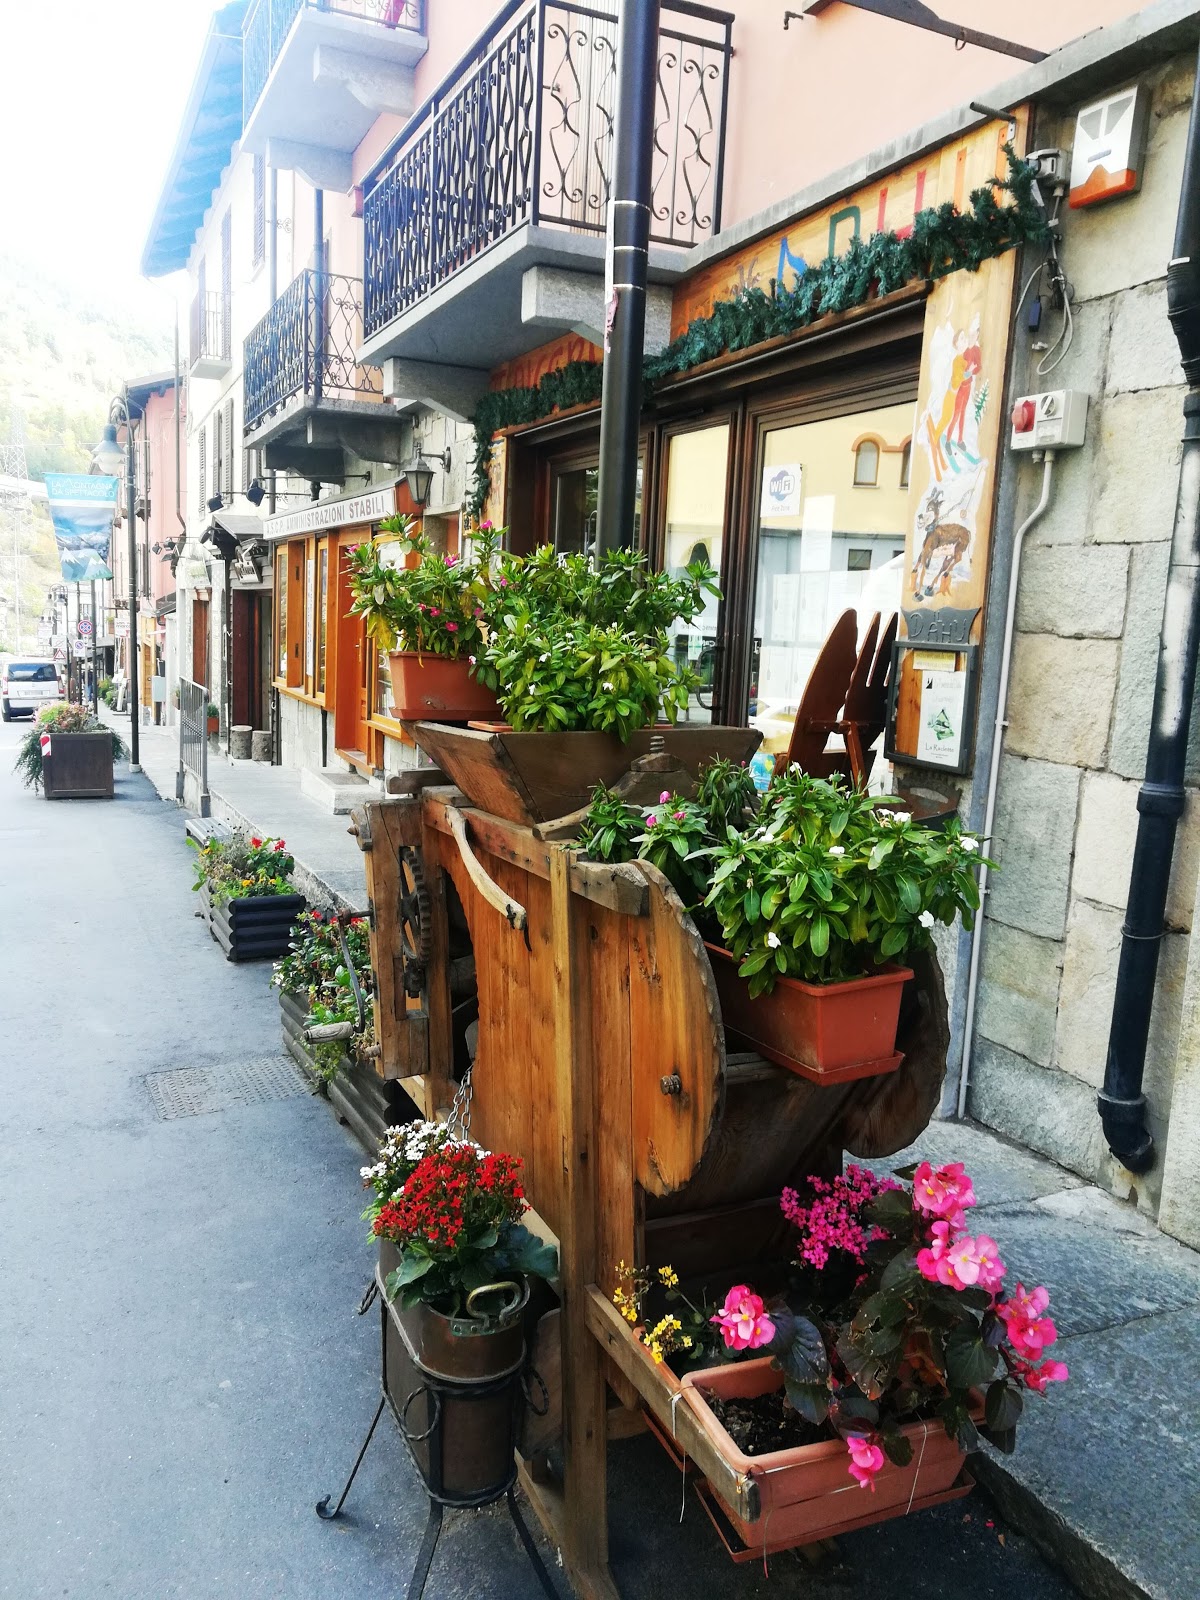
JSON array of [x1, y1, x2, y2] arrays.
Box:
[[783, 1377, 830, 1426], [896, 875, 921, 913], [985, 1379, 1024, 1432], [810, 914, 830, 958], [880, 1430, 914, 1468], [771, 1312, 830, 1388], [944, 1326, 999, 1391]]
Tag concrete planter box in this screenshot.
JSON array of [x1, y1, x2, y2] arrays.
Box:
[[206, 890, 306, 963], [42, 732, 114, 800]]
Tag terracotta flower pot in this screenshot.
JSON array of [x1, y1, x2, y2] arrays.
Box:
[[388, 651, 500, 723], [681, 1358, 969, 1549], [705, 944, 911, 1083], [206, 715, 220, 735]]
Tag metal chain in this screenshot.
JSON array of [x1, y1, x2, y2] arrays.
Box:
[[446, 1061, 474, 1140]]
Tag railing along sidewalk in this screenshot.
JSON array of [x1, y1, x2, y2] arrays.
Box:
[[178, 678, 211, 819]]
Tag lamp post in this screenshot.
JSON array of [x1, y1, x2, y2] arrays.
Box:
[[93, 398, 140, 771]]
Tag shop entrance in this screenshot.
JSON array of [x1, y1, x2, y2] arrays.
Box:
[[231, 590, 265, 730], [333, 532, 370, 766]]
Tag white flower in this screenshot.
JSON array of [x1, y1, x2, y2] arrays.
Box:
[[918, 910, 935, 929], [789, 762, 801, 774], [766, 931, 782, 949], [828, 845, 845, 857], [603, 681, 614, 691], [539, 652, 550, 663], [886, 810, 912, 826], [960, 836, 980, 852]]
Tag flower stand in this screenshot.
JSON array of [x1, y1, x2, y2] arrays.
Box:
[[346, 781, 954, 1596], [314, 1258, 558, 1600]]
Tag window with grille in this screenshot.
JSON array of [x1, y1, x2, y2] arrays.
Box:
[[198, 426, 207, 516], [253, 155, 266, 270]]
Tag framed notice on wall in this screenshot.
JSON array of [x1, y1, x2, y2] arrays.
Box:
[[885, 614, 981, 776]]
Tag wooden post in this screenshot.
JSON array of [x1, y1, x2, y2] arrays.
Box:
[[548, 847, 619, 1599]]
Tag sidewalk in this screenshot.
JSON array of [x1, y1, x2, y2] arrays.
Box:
[[107, 711, 370, 911], [888, 1120, 1200, 1600]]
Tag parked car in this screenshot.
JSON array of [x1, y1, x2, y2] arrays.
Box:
[[1, 659, 64, 721]]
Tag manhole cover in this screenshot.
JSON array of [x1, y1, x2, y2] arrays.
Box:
[[144, 1058, 308, 1120]]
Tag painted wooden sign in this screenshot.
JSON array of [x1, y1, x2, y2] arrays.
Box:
[[670, 113, 1028, 341], [489, 332, 602, 394]]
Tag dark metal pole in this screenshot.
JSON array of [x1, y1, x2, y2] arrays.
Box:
[[126, 390, 141, 770], [73, 583, 81, 703], [594, 0, 660, 558], [89, 578, 99, 713], [1100, 39, 1200, 1174]]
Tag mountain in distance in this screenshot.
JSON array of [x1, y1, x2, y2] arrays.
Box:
[[0, 249, 176, 654]]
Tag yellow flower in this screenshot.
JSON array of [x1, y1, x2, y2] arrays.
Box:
[[620, 1304, 637, 1325], [657, 1265, 680, 1289]]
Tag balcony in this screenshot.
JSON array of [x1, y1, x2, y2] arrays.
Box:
[[243, 269, 401, 482], [190, 290, 231, 379], [359, 0, 732, 402], [242, 0, 428, 192]]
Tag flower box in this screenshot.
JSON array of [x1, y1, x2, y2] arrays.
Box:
[[681, 1358, 971, 1549], [40, 732, 115, 800], [208, 891, 306, 963], [279, 991, 411, 1152], [705, 943, 910, 1082], [388, 651, 500, 723]]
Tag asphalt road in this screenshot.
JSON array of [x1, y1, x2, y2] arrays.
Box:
[[0, 743, 1081, 1599]]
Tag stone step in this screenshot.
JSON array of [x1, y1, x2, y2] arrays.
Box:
[[299, 765, 381, 815]]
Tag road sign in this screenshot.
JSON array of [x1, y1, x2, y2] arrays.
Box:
[[37, 624, 52, 643], [52, 647, 66, 662], [77, 617, 94, 638]]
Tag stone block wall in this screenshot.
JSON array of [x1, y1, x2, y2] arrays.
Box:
[[967, 56, 1200, 1236]]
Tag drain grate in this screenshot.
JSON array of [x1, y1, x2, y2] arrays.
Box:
[[144, 1057, 309, 1120]]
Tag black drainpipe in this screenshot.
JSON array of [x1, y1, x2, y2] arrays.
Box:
[[1100, 41, 1200, 1173]]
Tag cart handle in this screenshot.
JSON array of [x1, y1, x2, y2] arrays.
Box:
[[446, 808, 529, 939]]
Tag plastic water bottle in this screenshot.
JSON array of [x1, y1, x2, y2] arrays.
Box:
[[749, 749, 775, 794]]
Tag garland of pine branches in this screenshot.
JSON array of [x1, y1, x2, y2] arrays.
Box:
[[468, 147, 1047, 520]]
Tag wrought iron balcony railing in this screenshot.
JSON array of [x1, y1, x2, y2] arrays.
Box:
[[243, 269, 384, 432], [190, 289, 231, 371], [362, 0, 732, 339], [244, 0, 426, 125]]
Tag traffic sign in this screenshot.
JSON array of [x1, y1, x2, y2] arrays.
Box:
[[77, 617, 94, 638]]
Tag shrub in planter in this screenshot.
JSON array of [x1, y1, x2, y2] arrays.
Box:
[[13, 702, 126, 793], [273, 909, 375, 1082], [648, 1161, 1066, 1543], [188, 831, 303, 961], [206, 702, 220, 735]]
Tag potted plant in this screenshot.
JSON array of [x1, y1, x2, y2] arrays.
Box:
[[346, 516, 501, 722], [662, 1161, 1067, 1550], [13, 702, 126, 799], [206, 702, 220, 736], [363, 1120, 558, 1382], [578, 763, 986, 1079], [188, 831, 305, 961]]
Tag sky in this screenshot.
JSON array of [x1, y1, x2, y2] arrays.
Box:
[[0, 0, 223, 326]]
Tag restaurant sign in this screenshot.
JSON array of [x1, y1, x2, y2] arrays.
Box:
[[263, 485, 397, 541]]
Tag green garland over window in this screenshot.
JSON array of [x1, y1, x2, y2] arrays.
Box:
[[468, 147, 1047, 520]]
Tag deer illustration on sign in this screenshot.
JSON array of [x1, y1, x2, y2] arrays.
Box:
[[910, 311, 990, 602]]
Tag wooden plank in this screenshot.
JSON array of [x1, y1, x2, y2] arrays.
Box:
[[383, 767, 448, 796], [515, 1459, 624, 1600], [444, 807, 528, 933], [408, 722, 541, 824], [550, 848, 613, 1589], [419, 826, 455, 1119], [350, 799, 431, 1083], [523, 867, 563, 1240], [627, 863, 724, 1198], [585, 1286, 760, 1527], [569, 860, 650, 918]]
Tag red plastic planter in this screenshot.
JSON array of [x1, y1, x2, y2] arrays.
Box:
[[681, 1358, 969, 1550], [705, 944, 911, 1082], [388, 652, 500, 723]]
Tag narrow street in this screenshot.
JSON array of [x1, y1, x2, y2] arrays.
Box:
[[0, 749, 1083, 1600]]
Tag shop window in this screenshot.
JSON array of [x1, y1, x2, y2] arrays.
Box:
[[374, 647, 393, 719], [899, 439, 912, 488], [853, 439, 880, 487], [551, 458, 643, 555], [305, 548, 316, 686], [747, 401, 915, 755], [663, 423, 729, 725], [316, 545, 329, 694]]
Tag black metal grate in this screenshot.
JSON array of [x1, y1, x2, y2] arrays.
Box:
[[144, 1058, 308, 1120]]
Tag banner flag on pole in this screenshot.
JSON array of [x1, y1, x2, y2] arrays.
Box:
[[44, 474, 118, 583]]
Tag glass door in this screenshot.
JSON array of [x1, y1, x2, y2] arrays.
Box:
[[550, 456, 643, 556], [660, 421, 732, 723], [745, 400, 915, 757]]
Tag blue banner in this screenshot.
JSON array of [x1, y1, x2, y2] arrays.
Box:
[[44, 473, 118, 583]]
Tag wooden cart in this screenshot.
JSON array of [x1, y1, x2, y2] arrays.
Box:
[[350, 781, 950, 1598]]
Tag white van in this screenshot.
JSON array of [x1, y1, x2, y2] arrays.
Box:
[[1, 659, 63, 721]]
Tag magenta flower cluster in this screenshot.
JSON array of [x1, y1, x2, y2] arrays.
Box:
[[780, 1164, 900, 1270]]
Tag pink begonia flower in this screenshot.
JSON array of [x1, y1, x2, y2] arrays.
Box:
[[971, 1234, 1006, 1293], [711, 1285, 775, 1351], [915, 1220, 956, 1285], [659, 790, 671, 804], [1014, 1356, 1069, 1393], [998, 1283, 1058, 1360], [912, 1161, 977, 1230], [846, 1436, 886, 1491]]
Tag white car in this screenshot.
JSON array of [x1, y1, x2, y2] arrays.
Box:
[[1, 659, 63, 721]]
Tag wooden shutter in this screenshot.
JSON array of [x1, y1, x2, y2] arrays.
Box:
[[221, 211, 232, 359], [198, 425, 207, 516], [224, 398, 235, 494], [253, 155, 266, 269]]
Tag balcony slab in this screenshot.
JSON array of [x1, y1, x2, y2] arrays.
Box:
[[359, 223, 686, 384], [243, 8, 425, 183]]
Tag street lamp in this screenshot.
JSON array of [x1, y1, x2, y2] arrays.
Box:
[[93, 396, 141, 770]]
